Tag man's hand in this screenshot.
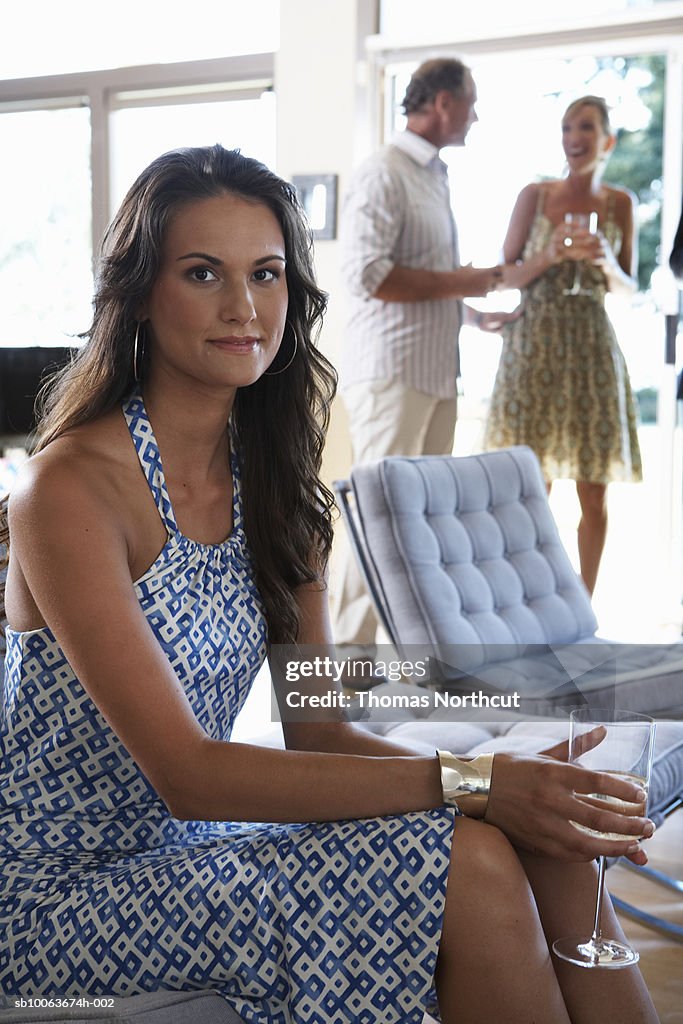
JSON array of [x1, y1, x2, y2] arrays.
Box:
[[456, 264, 503, 297], [477, 309, 522, 332]]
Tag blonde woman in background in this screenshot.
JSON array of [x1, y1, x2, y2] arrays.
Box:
[[485, 96, 642, 594]]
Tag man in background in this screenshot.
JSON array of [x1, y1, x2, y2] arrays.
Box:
[[332, 57, 514, 653]]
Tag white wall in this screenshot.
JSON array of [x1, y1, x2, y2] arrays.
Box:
[[276, 0, 379, 492]]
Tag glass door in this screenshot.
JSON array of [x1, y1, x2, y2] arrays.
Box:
[[381, 43, 682, 640]]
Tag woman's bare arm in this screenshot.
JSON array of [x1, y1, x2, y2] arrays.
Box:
[[270, 583, 653, 862], [594, 187, 638, 294], [496, 183, 562, 291]]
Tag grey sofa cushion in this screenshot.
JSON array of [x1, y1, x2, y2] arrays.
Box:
[[0, 991, 242, 1023], [430, 639, 683, 715]]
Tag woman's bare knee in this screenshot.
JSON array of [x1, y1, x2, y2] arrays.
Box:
[[577, 480, 608, 519], [443, 817, 532, 929]]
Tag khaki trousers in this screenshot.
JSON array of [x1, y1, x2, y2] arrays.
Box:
[[331, 379, 457, 647]]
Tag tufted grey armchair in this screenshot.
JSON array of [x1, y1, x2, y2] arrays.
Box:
[[336, 446, 683, 716], [334, 445, 683, 938]]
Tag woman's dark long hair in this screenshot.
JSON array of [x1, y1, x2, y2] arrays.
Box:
[[35, 145, 337, 644]]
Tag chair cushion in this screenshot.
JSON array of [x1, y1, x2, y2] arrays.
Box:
[[350, 446, 598, 669], [432, 639, 683, 715]]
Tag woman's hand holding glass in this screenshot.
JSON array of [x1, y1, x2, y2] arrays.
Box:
[[546, 220, 599, 266], [561, 212, 599, 294], [539, 731, 651, 866], [552, 709, 656, 969], [481, 747, 654, 863], [563, 219, 599, 258]]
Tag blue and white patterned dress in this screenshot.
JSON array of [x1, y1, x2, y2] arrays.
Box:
[[0, 392, 455, 1023]]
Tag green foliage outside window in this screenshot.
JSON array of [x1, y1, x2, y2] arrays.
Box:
[[595, 54, 665, 292]]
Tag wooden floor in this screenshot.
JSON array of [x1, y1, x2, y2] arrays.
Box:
[[607, 806, 683, 1023]]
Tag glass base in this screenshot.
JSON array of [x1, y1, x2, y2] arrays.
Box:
[[552, 935, 640, 969]]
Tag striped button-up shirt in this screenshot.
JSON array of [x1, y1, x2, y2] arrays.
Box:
[[339, 130, 461, 400]]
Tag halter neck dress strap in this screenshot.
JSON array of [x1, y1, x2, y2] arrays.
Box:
[[121, 390, 179, 537], [535, 182, 548, 216], [605, 189, 616, 225]]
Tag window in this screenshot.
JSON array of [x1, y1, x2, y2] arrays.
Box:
[[380, 0, 673, 38], [0, 53, 276, 348], [110, 91, 276, 215], [0, 106, 92, 347]]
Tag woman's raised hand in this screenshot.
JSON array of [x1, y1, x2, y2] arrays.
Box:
[[590, 229, 619, 271]]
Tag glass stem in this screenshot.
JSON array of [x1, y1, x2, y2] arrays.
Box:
[[590, 856, 607, 945]]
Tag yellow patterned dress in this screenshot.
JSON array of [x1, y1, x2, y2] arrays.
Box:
[[484, 194, 642, 484]]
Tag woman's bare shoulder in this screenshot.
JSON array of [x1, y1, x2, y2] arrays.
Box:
[[513, 179, 562, 220], [9, 411, 134, 529], [515, 181, 544, 206], [605, 184, 637, 211]]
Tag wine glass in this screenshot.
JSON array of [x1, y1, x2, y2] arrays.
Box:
[[552, 708, 655, 969], [562, 211, 598, 296]]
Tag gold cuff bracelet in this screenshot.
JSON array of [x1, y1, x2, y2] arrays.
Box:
[[436, 750, 495, 816]]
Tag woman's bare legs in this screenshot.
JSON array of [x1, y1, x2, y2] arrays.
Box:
[[545, 479, 608, 595], [518, 851, 659, 1024], [576, 481, 608, 595], [435, 817, 572, 1024]]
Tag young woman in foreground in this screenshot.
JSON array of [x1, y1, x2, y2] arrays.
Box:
[[0, 145, 658, 1023]]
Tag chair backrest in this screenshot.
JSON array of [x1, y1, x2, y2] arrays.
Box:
[[340, 446, 598, 675]]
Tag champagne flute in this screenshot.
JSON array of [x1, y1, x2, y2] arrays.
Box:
[[552, 708, 655, 969], [562, 211, 598, 296]]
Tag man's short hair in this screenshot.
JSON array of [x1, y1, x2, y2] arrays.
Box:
[[402, 58, 470, 115]]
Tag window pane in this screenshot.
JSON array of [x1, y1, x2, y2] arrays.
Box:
[[110, 93, 277, 213], [0, 107, 93, 348], [381, 0, 672, 36], [3, 0, 279, 80]]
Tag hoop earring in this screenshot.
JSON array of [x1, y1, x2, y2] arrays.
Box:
[[133, 322, 145, 383], [264, 322, 298, 376]]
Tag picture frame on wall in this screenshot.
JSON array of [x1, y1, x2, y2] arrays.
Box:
[[292, 174, 338, 240]]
